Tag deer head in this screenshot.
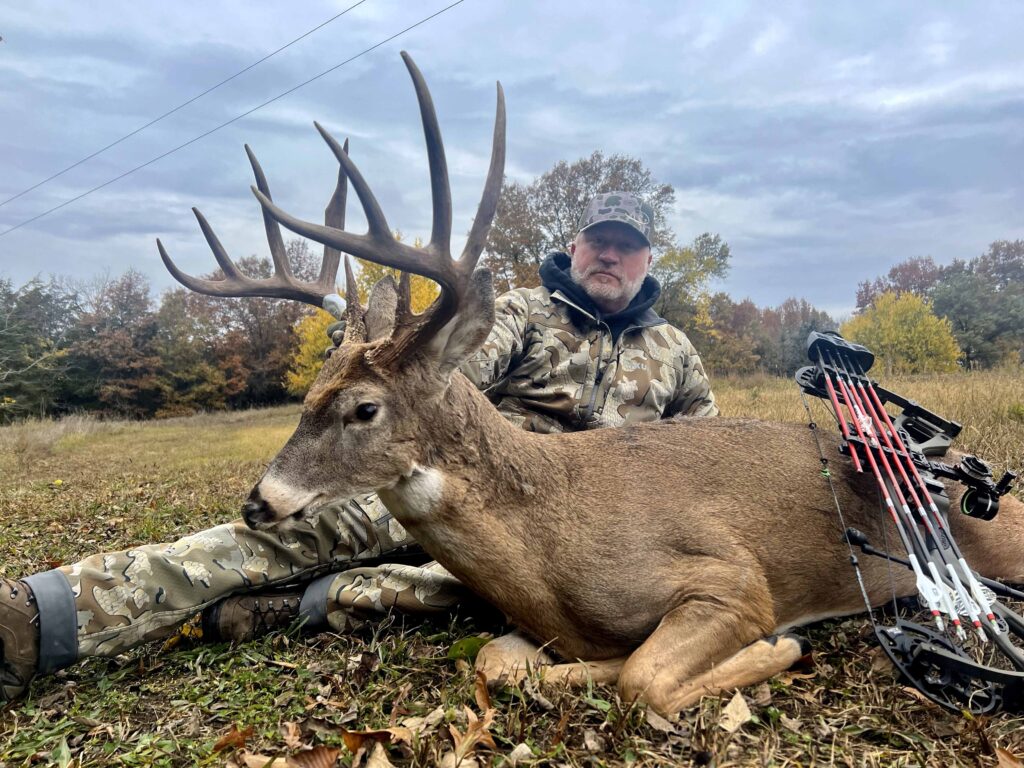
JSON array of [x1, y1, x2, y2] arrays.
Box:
[[158, 52, 506, 529]]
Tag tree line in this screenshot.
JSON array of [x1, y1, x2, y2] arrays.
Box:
[[2, 153, 1021, 423]]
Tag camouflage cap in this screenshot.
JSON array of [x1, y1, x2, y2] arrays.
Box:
[[577, 191, 654, 246]]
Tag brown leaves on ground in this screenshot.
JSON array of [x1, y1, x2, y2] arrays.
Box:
[[214, 724, 255, 753], [236, 745, 341, 768], [717, 691, 753, 734]]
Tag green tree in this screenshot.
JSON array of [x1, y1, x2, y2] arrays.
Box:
[[840, 291, 961, 375], [652, 233, 731, 333], [153, 289, 241, 417], [855, 241, 1024, 368], [0, 277, 78, 421]]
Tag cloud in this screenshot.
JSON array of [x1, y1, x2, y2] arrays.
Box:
[[2, 0, 1024, 319]]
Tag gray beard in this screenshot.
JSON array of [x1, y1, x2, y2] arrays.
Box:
[[570, 263, 645, 313]]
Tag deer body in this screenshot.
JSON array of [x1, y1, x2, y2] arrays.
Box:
[[160, 53, 1024, 716], [367, 370, 1024, 666]]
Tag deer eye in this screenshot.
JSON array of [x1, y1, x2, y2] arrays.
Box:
[[354, 403, 378, 421]]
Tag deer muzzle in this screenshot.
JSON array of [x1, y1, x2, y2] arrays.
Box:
[[242, 487, 276, 530]]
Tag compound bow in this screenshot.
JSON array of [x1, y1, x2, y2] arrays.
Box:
[[796, 331, 1022, 714]]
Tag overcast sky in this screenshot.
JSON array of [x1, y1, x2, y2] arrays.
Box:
[[2, 1, 1022, 318]]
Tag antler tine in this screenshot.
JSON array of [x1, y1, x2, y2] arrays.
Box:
[[315, 122, 392, 240], [157, 238, 251, 298], [245, 144, 292, 280], [461, 81, 507, 269], [396, 271, 415, 325], [400, 51, 452, 259], [343, 255, 360, 309], [319, 138, 349, 292], [193, 207, 251, 283]]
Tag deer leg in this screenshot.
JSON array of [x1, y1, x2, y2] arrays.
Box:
[[476, 630, 626, 689], [660, 633, 810, 711], [618, 596, 780, 718]]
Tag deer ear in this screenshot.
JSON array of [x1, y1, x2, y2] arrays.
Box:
[[426, 269, 495, 376], [364, 276, 399, 342]]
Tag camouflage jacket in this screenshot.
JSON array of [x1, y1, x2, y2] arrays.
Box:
[[460, 285, 718, 434]]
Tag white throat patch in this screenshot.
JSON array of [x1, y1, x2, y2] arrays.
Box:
[[387, 464, 445, 521]]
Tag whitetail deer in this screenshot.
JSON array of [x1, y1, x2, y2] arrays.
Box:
[[159, 53, 1024, 717]]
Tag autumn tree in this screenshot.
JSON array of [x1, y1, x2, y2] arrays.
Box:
[[856, 241, 1024, 368], [153, 289, 243, 417], [484, 151, 677, 290], [60, 269, 165, 417], [198, 248, 317, 408], [840, 291, 961, 375], [855, 256, 943, 311], [692, 294, 763, 376]]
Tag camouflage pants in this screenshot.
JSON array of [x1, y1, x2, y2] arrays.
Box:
[[37, 495, 476, 666]]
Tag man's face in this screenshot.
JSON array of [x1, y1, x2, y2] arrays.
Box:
[[569, 222, 653, 314]]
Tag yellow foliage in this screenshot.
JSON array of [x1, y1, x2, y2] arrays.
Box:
[[285, 309, 335, 397], [840, 291, 962, 375], [355, 259, 439, 314], [354, 233, 438, 313]]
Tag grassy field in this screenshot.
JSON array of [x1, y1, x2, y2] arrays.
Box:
[[1, 370, 1023, 767]]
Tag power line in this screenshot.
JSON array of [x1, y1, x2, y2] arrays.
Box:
[[0, 0, 467, 239], [0, 0, 369, 210]]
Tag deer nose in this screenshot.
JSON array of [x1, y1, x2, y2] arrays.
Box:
[[242, 489, 274, 529]]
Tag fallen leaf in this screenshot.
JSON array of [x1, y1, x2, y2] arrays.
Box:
[[997, 747, 1024, 768], [899, 686, 938, 706], [780, 714, 802, 733], [215, 724, 255, 753], [448, 705, 497, 764], [341, 726, 413, 753], [242, 753, 289, 768], [645, 708, 676, 733], [287, 745, 341, 768], [583, 729, 605, 753], [718, 691, 752, 733], [506, 743, 533, 765], [752, 682, 772, 706], [474, 669, 491, 712], [438, 752, 479, 768], [401, 706, 445, 738], [522, 676, 554, 710], [364, 742, 395, 768], [282, 722, 303, 750], [52, 738, 72, 768], [869, 648, 895, 675]]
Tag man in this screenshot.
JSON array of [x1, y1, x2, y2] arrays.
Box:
[[0, 192, 718, 703]]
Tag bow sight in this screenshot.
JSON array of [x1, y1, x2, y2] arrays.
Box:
[[796, 330, 1023, 714]]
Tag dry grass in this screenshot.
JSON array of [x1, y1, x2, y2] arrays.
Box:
[[1, 374, 1023, 766]]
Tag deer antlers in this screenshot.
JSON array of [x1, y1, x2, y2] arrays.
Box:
[[157, 141, 350, 309], [252, 52, 506, 362], [159, 52, 505, 363]]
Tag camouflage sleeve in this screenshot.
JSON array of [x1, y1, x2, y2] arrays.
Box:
[[459, 289, 530, 389], [666, 337, 720, 418]]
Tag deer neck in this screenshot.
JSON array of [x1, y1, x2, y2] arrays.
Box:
[[377, 372, 561, 557]]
